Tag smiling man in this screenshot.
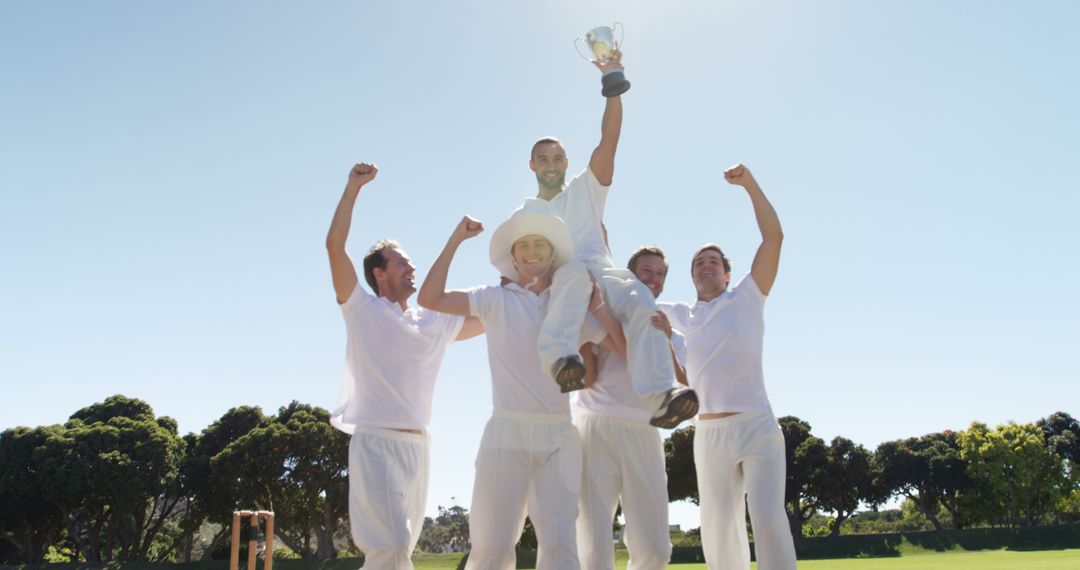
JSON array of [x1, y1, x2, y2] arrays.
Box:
[[419, 213, 625, 570], [658, 164, 797, 570], [325, 163, 483, 570], [511, 50, 697, 429], [574, 246, 688, 570]]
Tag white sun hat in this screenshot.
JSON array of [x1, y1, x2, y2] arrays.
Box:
[[489, 213, 575, 280]]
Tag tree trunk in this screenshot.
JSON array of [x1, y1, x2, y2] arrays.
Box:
[[786, 503, 802, 540], [20, 525, 44, 564], [200, 527, 230, 562], [829, 513, 847, 537], [314, 505, 338, 560], [276, 531, 309, 558]]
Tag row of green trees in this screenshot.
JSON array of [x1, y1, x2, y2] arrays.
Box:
[[2, 395, 1077, 563], [0, 396, 350, 564], [664, 412, 1080, 539]]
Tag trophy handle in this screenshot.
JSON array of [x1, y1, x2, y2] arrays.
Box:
[[573, 36, 593, 61], [611, 21, 624, 50]]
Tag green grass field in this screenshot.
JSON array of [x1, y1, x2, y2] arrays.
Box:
[[719, 549, 1078, 569], [6, 548, 1077, 570], [407, 548, 1080, 569]]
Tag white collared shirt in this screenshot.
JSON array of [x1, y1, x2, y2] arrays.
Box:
[[574, 331, 688, 422], [659, 273, 773, 415], [513, 167, 612, 265], [468, 282, 607, 414], [330, 283, 464, 433]]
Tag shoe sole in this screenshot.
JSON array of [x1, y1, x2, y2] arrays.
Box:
[[556, 361, 586, 393], [649, 390, 699, 429]]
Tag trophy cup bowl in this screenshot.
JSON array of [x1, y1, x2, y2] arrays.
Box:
[[574, 22, 631, 97]]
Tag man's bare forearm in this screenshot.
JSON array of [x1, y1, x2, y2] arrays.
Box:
[[418, 217, 482, 315], [592, 304, 626, 357], [746, 181, 783, 244], [590, 96, 623, 186], [417, 235, 461, 310], [326, 186, 360, 252], [600, 95, 622, 149], [671, 345, 688, 386], [724, 164, 782, 295]]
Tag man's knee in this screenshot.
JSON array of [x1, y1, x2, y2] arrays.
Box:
[[361, 540, 414, 570], [629, 540, 672, 570], [464, 544, 516, 570], [553, 260, 589, 283], [752, 513, 792, 539]]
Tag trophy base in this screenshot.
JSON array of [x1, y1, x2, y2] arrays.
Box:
[[601, 71, 631, 97]]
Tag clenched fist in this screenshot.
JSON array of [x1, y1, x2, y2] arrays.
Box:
[[452, 216, 484, 243], [723, 163, 757, 189], [347, 163, 378, 190]]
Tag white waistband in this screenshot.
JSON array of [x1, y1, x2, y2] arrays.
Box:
[[574, 408, 654, 429], [695, 410, 775, 430], [493, 409, 573, 423], [351, 425, 429, 443]]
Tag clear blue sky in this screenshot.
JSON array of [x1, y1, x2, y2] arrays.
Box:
[[3, 0, 1078, 530]]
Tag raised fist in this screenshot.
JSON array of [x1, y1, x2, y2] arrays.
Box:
[[723, 163, 757, 188], [453, 216, 484, 242], [348, 163, 378, 189]]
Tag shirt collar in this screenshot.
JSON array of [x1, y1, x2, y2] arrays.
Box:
[[501, 280, 550, 297]]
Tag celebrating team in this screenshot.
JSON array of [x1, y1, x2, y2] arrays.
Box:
[[325, 50, 797, 570]]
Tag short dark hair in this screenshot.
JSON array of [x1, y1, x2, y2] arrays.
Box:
[[691, 243, 731, 274], [530, 137, 564, 160], [627, 246, 668, 273], [363, 240, 401, 296]]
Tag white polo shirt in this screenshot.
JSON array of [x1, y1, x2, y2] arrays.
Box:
[[330, 283, 465, 433], [513, 167, 611, 265], [468, 282, 608, 414], [574, 332, 688, 422], [658, 273, 773, 415]]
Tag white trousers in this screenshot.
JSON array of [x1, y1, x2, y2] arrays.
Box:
[[465, 411, 582, 570], [348, 428, 430, 570], [694, 412, 797, 570], [541, 260, 674, 399], [575, 410, 671, 570]]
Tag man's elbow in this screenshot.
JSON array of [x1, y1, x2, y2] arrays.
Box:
[[416, 290, 437, 310], [326, 235, 346, 253]]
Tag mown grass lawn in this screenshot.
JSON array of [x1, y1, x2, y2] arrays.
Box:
[[668, 548, 1080, 569], [7, 548, 1077, 570], [408, 548, 1080, 569]]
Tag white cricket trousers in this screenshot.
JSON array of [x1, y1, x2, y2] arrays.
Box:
[[465, 411, 582, 570], [695, 412, 796, 570], [541, 259, 675, 399], [348, 428, 430, 570], [575, 410, 672, 570]]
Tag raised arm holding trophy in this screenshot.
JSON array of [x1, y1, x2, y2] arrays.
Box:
[[575, 22, 631, 97]]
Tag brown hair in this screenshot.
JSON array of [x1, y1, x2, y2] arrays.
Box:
[[691, 243, 731, 274], [627, 246, 668, 273], [362, 239, 401, 295]]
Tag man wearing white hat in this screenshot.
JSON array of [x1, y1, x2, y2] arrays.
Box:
[[512, 49, 697, 429], [418, 213, 626, 570], [325, 163, 484, 570]]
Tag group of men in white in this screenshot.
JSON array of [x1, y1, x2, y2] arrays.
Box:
[[325, 51, 798, 570]]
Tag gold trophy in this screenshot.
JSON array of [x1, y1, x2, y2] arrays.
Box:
[[574, 22, 630, 97]]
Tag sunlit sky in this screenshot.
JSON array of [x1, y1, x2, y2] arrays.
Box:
[[3, 1, 1078, 530]]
